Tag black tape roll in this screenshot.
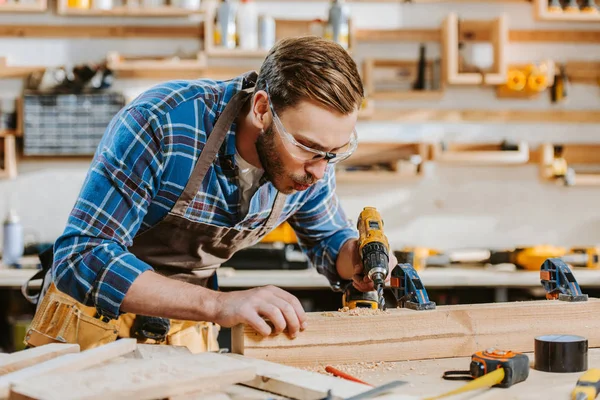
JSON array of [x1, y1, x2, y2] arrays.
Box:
[[534, 334, 588, 373]]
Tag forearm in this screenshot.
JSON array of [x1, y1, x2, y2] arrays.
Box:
[[336, 238, 358, 280], [121, 270, 220, 322]]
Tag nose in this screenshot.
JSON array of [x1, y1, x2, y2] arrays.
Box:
[[305, 159, 328, 181]]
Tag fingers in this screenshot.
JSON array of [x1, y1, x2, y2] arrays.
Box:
[[269, 296, 302, 338], [257, 303, 287, 335], [352, 274, 374, 292], [244, 310, 273, 337], [264, 286, 307, 331]]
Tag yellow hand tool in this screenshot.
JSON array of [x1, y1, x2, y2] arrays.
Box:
[[342, 207, 390, 310], [426, 348, 529, 400], [572, 369, 600, 400]]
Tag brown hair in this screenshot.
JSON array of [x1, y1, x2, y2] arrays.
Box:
[[256, 36, 364, 115]]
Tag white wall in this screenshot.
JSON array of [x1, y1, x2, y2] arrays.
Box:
[[1, 0, 599, 251]]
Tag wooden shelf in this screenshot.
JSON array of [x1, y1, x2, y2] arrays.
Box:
[[432, 141, 530, 165], [371, 90, 445, 101], [335, 142, 428, 182], [0, 0, 47, 12], [57, 5, 203, 17], [534, 0, 600, 21], [362, 58, 445, 101], [442, 12, 508, 86], [0, 135, 17, 180], [356, 28, 600, 44], [0, 24, 202, 38], [566, 61, 600, 85], [359, 109, 600, 124], [539, 143, 600, 187]]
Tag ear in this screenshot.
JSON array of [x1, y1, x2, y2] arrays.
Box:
[[251, 90, 270, 131]]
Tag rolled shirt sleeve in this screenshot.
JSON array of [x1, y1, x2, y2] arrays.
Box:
[[52, 105, 165, 319]]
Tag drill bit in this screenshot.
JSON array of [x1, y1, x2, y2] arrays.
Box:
[[377, 283, 386, 310]]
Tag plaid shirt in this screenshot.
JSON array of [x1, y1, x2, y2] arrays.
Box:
[[52, 73, 358, 319]]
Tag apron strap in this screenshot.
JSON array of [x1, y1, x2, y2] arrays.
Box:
[[265, 191, 287, 229], [173, 86, 255, 215]]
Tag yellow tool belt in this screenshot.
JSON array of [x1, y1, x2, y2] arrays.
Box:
[[24, 283, 219, 353]]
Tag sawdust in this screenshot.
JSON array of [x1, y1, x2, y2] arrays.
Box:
[[320, 307, 390, 317], [299, 361, 393, 377]]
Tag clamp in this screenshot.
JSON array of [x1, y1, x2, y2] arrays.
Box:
[[540, 258, 588, 302]]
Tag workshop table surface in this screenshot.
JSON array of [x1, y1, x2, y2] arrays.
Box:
[[2, 260, 600, 289], [321, 349, 600, 399]]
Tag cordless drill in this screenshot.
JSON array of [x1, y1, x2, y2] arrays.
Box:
[[342, 207, 390, 310]]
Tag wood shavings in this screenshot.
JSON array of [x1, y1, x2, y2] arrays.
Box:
[[320, 307, 389, 317]]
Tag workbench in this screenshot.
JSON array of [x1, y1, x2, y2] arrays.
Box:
[[318, 349, 600, 400], [3, 262, 600, 302]]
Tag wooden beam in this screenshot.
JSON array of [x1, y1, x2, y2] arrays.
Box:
[[10, 353, 256, 400], [510, 30, 600, 43], [0, 339, 136, 398], [232, 299, 600, 367], [360, 109, 600, 124], [0, 344, 79, 376], [355, 28, 441, 42], [355, 28, 600, 44], [0, 25, 202, 39]]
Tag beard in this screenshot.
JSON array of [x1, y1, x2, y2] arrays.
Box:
[[256, 123, 315, 194]]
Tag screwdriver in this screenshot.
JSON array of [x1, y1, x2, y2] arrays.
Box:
[[572, 369, 600, 400]]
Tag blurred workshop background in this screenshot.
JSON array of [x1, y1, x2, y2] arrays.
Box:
[[0, 0, 599, 352]]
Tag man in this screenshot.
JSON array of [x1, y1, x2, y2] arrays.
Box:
[[25, 36, 396, 352]]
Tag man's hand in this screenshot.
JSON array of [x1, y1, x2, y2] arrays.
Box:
[[337, 239, 398, 293], [211, 286, 307, 338]]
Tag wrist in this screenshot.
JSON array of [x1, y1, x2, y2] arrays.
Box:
[[336, 238, 358, 280], [195, 287, 222, 322]]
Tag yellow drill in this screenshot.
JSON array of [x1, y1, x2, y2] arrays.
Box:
[[342, 207, 390, 310]]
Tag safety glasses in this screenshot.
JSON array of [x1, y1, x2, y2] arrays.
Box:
[[265, 83, 358, 164]]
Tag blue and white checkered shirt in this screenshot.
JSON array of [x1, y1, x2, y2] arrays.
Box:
[[52, 73, 358, 318]]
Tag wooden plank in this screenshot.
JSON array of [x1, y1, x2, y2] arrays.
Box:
[[355, 28, 441, 42], [232, 299, 600, 367], [360, 109, 600, 124], [10, 352, 256, 400], [510, 30, 600, 43], [0, 339, 137, 398], [0, 344, 79, 376], [225, 354, 414, 400], [356, 28, 600, 43], [0, 25, 202, 39]]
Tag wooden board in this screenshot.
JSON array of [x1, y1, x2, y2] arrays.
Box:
[[0, 344, 79, 376], [225, 354, 417, 400], [360, 109, 600, 123], [232, 299, 600, 367], [10, 352, 256, 400], [0, 339, 136, 398], [0, 25, 202, 39]]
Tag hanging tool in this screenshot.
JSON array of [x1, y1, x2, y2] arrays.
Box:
[[413, 43, 427, 90], [343, 207, 390, 310], [582, 0, 599, 13], [390, 263, 436, 310], [572, 369, 600, 400], [551, 63, 569, 103], [540, 258, 588, 302], [425, 348, 529, 400]]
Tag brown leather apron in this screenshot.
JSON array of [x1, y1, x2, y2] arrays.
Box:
[[24, 73, 287, 352]]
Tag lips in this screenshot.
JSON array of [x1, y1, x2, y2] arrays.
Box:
[[293, 181, 311, 191]]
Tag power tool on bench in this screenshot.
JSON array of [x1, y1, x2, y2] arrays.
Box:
[[342, 207, 390, 310], [429, 348, 530, 399], [489, 245, 600, 271], [540, 258, 588, 302]]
